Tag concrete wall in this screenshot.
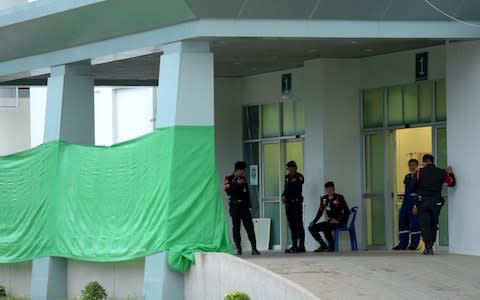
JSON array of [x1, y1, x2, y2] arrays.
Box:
[[67, 259, 144, 299], [0, 262, 31, 298], [184, 252, 318, 300], [446, 40, 480, 256]]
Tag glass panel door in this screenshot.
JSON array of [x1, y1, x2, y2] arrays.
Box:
[[364, 133, 387, 248], [262, 142, 281, 248]]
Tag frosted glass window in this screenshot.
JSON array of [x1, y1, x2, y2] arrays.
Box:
[[387, 87, 403, 126], [262, 103, 280, 138], [418, 82, 433, 123], [263, 143, 280, 197], [243, 105, 259, 140], [363, 89, 384, 128], [282, 101, 295, 136], [403, 84, 418, 124], [435, 80, 446, 121]]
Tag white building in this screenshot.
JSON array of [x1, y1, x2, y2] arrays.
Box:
[[1, 0, 480, 299]]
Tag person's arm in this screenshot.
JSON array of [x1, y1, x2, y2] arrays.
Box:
[[336, 195, 350, 225], [444, 166, 456, 187], [224, 176, 232, 196], [245, 180, 252, 209], [311, 198, 325, 224]]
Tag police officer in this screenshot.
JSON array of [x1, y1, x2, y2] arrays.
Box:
[[282, 161, 306, 253], [393, 159, 421, 250], [309, 182, 350, 252], [413, 154, 456, 255], [224, 161, 260, 256]]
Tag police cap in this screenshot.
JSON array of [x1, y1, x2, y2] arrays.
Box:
[[286, 161, 297, 168]]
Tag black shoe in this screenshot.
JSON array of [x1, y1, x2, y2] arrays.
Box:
[[285, 246, 297, 253], [393, 245, 406, 250], [314, 246, 328, 252], [408, 245, 418, 251], [236, 249, 242, 255], [422, 248, 434, 255], [297, 246, 306, 253], [252, 249, 260, 255]]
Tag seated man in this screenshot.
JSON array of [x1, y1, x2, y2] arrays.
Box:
[[308, 181, 350, 252]]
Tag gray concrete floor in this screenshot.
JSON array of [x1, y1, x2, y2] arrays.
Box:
[[245, 250, 480, 300]]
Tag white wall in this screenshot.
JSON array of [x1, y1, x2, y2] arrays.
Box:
[[0, 262, 31, 298], [0, 89, 30, 156], [446, 40, 480, 255], [360, 45, 446, 89], [29, 87, 47, 148], [67, 259, 144, 299], [303, 59, 362, 250], [185, 252, 318, 300]]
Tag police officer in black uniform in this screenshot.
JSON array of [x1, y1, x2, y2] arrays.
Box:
[[309, 181, 350, 252], [282, 160, 306, 253], [413, 154, 456, 255], [224, 161, 260, 256]]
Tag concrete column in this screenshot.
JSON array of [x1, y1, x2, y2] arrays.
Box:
[[446, 40, 480, 255], [144, 40, 213, 300], [303, 59, 362, 250], [30, 60, 94, 300]]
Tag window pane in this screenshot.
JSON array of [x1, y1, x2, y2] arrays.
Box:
[[403, 84, 418, 124], [262, 103, 280, 138], [387, 87, 403, 126], [294, 101, 305, 135], [263, 143, 280, 197], [264, 202, 280, 247], [363, 89, 384, 128], [243, 105, 259, 140], [285, 141, 303, 175], [436, 80, 446, 121], [244, 142, 260, 218], [282, 101, 295, 136], [418, 82, 433, 123]]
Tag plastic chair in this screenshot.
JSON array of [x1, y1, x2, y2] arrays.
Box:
[[334, 206, 358, 252]]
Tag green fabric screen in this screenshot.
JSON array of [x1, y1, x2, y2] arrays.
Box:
[[0, 126, 232, 272]]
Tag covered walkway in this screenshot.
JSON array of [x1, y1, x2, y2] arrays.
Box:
[[246, 251, 480, 299]]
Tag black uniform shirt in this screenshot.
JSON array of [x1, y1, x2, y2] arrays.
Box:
[[414, 164, 456, 199], [224, 174, 252, 208], [282, 172, 304, 202], [313, 194, 350, 225]]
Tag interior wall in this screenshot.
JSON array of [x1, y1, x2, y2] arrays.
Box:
[[446, 40, 480, 255], [0, 262, 31, 298]]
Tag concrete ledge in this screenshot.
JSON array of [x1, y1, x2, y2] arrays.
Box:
[[184, 252, 319, 300]]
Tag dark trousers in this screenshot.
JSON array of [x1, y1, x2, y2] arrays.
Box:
[[309, 221, 342, 248], [398, 197, 421, 249], [285, 202, 305, 248], [230, 204, 257, 250], [417, 197, 442, 250]]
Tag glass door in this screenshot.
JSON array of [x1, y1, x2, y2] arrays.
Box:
[[261, 139, 304, 249], [364, 132, 394, 249]]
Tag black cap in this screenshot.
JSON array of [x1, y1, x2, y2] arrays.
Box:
[[286, 160, 297, 168]]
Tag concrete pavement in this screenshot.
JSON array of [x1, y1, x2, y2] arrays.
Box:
[[245, 251, 480, 300]]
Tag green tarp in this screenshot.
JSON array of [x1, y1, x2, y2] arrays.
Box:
[[0, 126, 232, 272]]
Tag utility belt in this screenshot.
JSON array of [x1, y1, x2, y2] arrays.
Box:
[[229, 199, 246, 205], [416, 195, 444, 207], [285, 197, 303, 204]]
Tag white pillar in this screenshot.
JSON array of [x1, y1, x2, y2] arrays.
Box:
[[31, 60, 94, 300], [446, 40, 480, 255], [144, 40, 214, 300]]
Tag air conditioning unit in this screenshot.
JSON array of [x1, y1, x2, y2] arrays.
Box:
[[240, 218, 271, 251]]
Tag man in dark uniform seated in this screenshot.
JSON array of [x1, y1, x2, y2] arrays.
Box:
[[309, 181, 350, 252], [413, 154, 456, 255], [224, 161, 260, 256]]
